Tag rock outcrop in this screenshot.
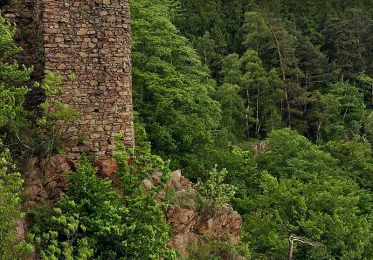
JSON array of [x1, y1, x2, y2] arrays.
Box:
[[23, 155, 75, 204], [24, 157, 243, 258], [145, 170, 243, 258]]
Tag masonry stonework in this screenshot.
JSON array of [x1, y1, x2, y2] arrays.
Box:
[[4, 0, 135, 159]]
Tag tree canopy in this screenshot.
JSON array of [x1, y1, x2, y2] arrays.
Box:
[[5, 0, 373, 258]]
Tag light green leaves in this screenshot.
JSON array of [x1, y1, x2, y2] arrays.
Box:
[[196, 166, 237, 215], [0, 140, 34, 259], [32, 147, 176, 259]]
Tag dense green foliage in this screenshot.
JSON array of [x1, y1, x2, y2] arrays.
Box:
[[6, 0, 373, 258], [195, 166, 236, 215], [0, 13, 34, 259], [131, 0, 221, 176], [0, 141, 33, 259], [235, 129, 373, 259], [31, 144, 176, 259], [170, 0, 373, 142], [130, 0, 373, 258], [131, 0, 373, 178]]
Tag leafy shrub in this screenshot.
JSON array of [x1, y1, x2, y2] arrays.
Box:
[[0, 13, 31, 133], [31, 141, 177, 259], [0, 140, 34, 259], [196, 166, 236, 216]]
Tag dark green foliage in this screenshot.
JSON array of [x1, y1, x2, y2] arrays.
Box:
[[174, 0, 255, 79], [0, 14, 34, 259], [242, 172, 373, 259], [131, 0, 221, 175], [131, 2, 373, 257], [322, 17, 364, 79], [309, 81, 366, 141], [173, 0, 373, 141], [256, 128, 338, 180], [322, 139, 373, 191], [217, 50, 283, 139]]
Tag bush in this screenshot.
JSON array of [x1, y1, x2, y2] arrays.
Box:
[[31, 141, 177, 259], [0, 140, 34, 259], [196, 166, 236, 216]]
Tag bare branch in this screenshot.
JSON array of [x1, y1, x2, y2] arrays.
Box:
[[288, 235, 320, 260], [15, 133, 32, 150]]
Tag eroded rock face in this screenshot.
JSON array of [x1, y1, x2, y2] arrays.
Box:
[[166, 170, 193, 191], [198, 206, 242, 240], [145, 170, 243, 258], [93, 156, 119, 184], [23, 155, 75, 204], [166, 203, 242, 258], [167, 205, 198, 235]]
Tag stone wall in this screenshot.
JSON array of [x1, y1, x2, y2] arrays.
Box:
[[4, 0, 135, 159]]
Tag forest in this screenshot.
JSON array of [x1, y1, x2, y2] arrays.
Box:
[[3, 0, 373, 259]]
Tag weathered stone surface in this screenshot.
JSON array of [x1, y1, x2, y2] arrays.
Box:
[[5, 0, 135, 160], [141, 171, 164, 191], [141, 178, 154, 190], [197, 205, 242, 240], [252, 140, 269, 152], [93, 156, 119, 183], [167, 205, 198, 235], [165, 202, 242, 257], [144, 170, 243, 258], [23, 155, 75, 204], [166, 170, 194, 191]]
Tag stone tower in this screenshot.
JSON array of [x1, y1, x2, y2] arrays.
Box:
[[3, 0, 134, 159]]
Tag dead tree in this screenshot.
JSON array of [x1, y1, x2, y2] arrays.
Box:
[[288, 235, 319, 260]]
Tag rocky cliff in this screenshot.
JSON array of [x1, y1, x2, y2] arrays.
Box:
[[23, 157, 244, 258], [145, 170, 243, 258]]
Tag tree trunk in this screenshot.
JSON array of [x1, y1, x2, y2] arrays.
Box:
[[288, 236, 294, 260], [266, 19, 291, 125]]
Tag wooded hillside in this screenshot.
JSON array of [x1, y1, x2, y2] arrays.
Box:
[[3, 0, 373, 259]]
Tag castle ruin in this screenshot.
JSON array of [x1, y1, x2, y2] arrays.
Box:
[[3, 0, 134, 160]]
